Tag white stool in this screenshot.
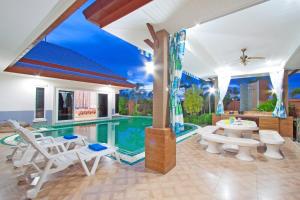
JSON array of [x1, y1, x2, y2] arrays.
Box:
[[259, 130, 285, 160]]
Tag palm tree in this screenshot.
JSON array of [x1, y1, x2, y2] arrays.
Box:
[[291, 88, 300, 98]]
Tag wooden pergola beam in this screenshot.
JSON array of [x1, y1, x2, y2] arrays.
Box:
[[144, 23, 158, 49], [144, 39, 154, 49], [146, 23, 157, 43]]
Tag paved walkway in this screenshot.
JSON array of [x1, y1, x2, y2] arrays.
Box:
[[0, 133, 300, 200]]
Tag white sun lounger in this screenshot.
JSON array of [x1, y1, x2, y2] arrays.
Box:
[[16, 126, 120, 199], [6, 120, 87, 167]]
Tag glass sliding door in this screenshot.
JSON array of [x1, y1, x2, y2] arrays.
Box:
[[58, 90, 74, 121], [98, 93, 108, 117]]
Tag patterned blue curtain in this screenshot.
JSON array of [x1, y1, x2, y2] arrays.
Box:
[[169, 30, 186, 133], [270, 69, 287, 118], [216, 74, 231, 115]]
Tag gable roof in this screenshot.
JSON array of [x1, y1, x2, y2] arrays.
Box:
[[5, 41, 135, 88], [25, 41, 116, 75]]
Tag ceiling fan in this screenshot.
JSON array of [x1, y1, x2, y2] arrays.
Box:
[[240, 48, 265, 65]]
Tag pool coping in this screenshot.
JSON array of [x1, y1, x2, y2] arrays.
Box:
[[0, 117, 201, 165], [117, 123, 200, 165]]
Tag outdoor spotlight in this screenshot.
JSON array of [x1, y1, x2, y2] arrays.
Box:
[[271, 88, 276, 94], [209, 87, 216, 94], [145, 62, 155, 74]]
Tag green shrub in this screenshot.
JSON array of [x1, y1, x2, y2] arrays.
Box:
[[119, 97, 128, 115], [257, 97, 277, 112], [184, 113, 212, 126], [183, 85, 204, 115]]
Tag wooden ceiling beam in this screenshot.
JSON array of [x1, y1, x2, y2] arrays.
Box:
[[84, 0, 152, 27]]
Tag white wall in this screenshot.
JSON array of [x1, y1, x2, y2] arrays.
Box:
[[0, 72, 122, 124]]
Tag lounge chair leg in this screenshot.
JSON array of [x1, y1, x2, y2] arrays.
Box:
[[13, 146, 35, 168], [26, 159, 54, 199], [206, 141, 221, 154], [7, 141, 23, 161], [90, 156, 101, 175], [77, 153, 91, 176], [236, 146, 254, 161], [115, 152, 121, 163]]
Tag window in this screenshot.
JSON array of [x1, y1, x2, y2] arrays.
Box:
[[35, 87, 45, 119], [115, 94, 119, 114]]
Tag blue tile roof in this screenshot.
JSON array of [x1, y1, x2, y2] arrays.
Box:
[[13, 41, 135, 87], [15, 62, 132, 85], [23, 41, 119, 77]]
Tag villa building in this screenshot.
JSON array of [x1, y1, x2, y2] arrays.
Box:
[[0, 41, 135, 124]]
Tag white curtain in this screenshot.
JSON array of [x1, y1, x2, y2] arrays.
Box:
[[216, 73, 231, 115], [269, 69, 287, 118]]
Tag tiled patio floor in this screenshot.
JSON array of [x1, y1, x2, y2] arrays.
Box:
[[0, 133, 300, 200]]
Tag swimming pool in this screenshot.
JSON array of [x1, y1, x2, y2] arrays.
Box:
[[9, 116, 198, 164]]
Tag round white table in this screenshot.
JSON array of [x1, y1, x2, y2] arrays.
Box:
[[216, 119, 259, 152]]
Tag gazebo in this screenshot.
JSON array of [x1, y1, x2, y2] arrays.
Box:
[[84, 0, 300, 173]]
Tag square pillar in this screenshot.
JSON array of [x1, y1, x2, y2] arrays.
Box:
[[145, 29, 176, 174], [145, 127, 176, 174]]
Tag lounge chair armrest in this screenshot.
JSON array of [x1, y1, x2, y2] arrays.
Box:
[[36, 136, 55, 143], [49, 149, 79, 159]]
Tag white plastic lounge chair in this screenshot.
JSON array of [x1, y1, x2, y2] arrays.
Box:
[[6, 120, 86, 167], [16, 126, 120, 199]]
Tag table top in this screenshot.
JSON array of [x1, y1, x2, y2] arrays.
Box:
[[216, 119, 258, 131]]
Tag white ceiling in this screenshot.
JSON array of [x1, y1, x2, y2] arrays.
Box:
[[0, 0, 78, 71], [104, 0, 300, 78]]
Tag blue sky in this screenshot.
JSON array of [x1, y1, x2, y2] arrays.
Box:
[[46, 0, 299, 98], [47, 0, 152, 85]]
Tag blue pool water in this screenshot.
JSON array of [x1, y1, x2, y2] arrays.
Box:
[[37, 116, 197, 157]]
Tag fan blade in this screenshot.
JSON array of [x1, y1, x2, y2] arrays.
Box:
[[248, 56, 265, 59]]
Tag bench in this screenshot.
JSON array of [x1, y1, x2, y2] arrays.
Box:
[[198, 126, 219, 145], [202, 133, 260, 161], [259, 130, 285, 159]]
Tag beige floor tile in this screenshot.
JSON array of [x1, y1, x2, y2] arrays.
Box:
[[0, 133, 300, 200]]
